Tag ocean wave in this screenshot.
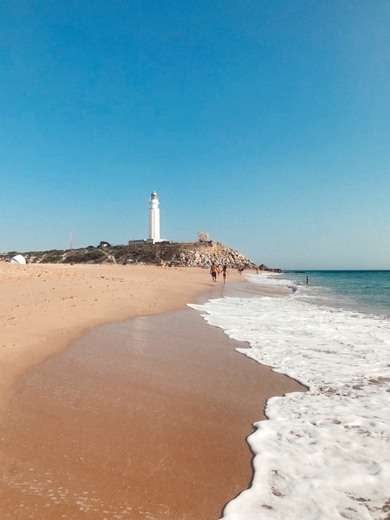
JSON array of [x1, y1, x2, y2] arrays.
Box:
[[189, 293, 390, 519]]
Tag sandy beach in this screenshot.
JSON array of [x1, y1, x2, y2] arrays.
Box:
[[0, 262, 216, 409], [0, 262, 304, 519]]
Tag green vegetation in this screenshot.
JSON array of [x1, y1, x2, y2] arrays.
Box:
[[63, 249, 106, 264], [1, 241, 264, 270]]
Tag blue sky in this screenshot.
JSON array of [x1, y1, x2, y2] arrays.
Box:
[[1, 0, 389, 269]]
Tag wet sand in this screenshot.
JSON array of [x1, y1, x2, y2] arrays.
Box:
[[0, 295, 303, 519], [0, 264, 304, 518]]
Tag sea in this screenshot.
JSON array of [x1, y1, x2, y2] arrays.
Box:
[[189, 270, 390, 520]]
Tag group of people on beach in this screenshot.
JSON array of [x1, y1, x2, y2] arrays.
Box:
[[209, 263, 228, 284]]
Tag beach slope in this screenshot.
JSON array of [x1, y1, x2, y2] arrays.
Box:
[[0, 262, 304, 519]]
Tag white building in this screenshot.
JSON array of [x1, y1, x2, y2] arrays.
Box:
[[149, 191, 162, 243], [128, 191, 167, 246]]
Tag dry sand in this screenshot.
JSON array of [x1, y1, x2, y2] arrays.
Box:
[[0, 262, 220, 408], [0, 262, 304, 519]]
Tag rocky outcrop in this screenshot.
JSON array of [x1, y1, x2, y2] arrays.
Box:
[[258, 263, 283, 273], [170, 241, 255, 268]]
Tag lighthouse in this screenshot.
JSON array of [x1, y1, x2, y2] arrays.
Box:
[[148, 191, 161, 243]]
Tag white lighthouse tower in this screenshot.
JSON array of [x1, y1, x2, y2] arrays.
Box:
[[148, 191, 161, 243]]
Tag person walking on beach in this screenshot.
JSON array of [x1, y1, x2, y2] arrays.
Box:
[[221, 265, 227, 284], [210, 262, 218, 282]]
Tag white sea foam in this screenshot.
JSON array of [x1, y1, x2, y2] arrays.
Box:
[[189, 275, 390, 520]]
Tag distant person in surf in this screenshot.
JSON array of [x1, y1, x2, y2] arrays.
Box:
[[210, 263, 218, 282], [306, 275, 310, 284]]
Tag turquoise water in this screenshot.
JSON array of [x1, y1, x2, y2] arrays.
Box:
[[281, 270, 390, 316]]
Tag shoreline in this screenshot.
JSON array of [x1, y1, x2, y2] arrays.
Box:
[[0, 262, 305, 518], [0, 303, 304, 519]]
